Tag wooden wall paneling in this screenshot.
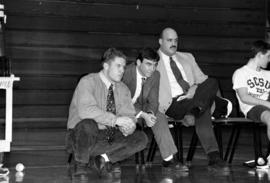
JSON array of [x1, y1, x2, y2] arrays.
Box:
[[2, 0, 266, 122], [0, 90, 74, 105], [0, 105, 69, 118], [15, 75, 79, 90], [58, 0, 264, 9], [5, 31, 259, 50], [6, 15, 265, 38], [5, 1, 264, 23], [6, 47, 138, 62], [10, 58, 101, 75], [200, 63, 240, 78], [193, 51, 250, 65]]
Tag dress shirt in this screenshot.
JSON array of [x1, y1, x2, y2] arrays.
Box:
[[132, 67, 146, 118], [159, 51, 189, 97]]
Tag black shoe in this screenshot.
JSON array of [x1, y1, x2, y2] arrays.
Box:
[[162, 160, 189, 172], [73, 162, 88, 181], [94, 155, 111, 176], [213, 96, 232, 119], [208, 152, 230, 172], [111, 162, 121, 174], [208, 159, 230, 173]]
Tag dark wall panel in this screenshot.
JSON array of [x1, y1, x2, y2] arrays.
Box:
[[2, 0, 266, 119]]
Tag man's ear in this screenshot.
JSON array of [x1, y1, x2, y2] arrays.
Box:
[[136, 59, 142, 66], [158, 38, 162, 46], [103, 62, 109, 70]]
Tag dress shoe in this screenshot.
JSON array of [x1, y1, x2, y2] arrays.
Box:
[[208, 159, 230, 173], [73, 161, 88, 181], [208, 151, 230, 172], [111, 162, 121, 174], [212, 96, 232, 119], [94, 155, 111, 176], [162, 160, 189, 172]]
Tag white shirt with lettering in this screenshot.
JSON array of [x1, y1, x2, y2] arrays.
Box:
[[233, 65, 270, 116]]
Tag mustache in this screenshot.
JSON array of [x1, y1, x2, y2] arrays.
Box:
[[170, 46, 177, 49]]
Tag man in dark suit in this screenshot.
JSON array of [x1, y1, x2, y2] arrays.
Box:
[[122, 47, 188, 171]]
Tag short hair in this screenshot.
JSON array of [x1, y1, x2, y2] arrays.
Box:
[[101, 48, 127, 64], [136, 47, 160, 64], [251, 40, 270, 56]]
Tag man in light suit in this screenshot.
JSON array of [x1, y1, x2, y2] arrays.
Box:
[[157, 27, 229, 172], [122, 47, 188, 171], [67, 48, 148, 179]]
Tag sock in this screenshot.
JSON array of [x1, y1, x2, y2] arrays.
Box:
[[164, 155, 173, 161], [101, 154, 110, 162]]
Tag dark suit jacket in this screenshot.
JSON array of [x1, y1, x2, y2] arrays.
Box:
[[122, 63, 160, 115]]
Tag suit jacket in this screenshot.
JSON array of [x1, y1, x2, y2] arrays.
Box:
[[157, 50, 208, 113], [122, 63, 160, 115], [67, 72, 136, 129]]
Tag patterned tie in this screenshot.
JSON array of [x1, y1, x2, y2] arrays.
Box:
[[106, 84, 116, 114], [170, 57, 190, 94], [106, 84, 116, 144]]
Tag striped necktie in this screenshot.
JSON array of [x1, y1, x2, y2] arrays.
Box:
[[170, 57, 190, 94]]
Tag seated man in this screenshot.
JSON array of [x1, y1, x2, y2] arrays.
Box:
[[156, 27, 229, 172], [233, 40, 270, 163], [122, 47, 188, 171], [66, 48, 148, 179]]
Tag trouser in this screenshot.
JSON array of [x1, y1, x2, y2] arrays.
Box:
[[165, 78, 219, 154], [66, 119, 148, 164], [151, 111, 178, 159]]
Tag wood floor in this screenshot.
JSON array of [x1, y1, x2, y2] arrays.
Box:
[[0, 163, 269, 183]]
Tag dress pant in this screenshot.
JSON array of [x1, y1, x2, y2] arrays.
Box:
[[151, 111, 178, 159], [66, 119, 148, 164], [165, 78, 219, 154]]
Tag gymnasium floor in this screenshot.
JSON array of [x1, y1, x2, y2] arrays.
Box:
[[1, 160, 269, 183]]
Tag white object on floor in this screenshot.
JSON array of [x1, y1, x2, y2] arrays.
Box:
[[15, 163, 25, 172]]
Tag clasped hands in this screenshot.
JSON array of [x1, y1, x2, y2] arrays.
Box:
[[115, 116, 136, 136], [140, 112, 157, 128]]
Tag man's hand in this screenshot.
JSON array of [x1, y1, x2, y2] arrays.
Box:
[[186, 84, 197, 99], [141, 112, 157, 127], [115, 116, 136, 136]]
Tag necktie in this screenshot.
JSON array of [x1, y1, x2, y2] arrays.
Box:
[[138, 77, 146, 128], [106, 84, 116, 144], [106, 84, 116, 114], [170, 57, 190, 94], [138, 77, 146, 106]]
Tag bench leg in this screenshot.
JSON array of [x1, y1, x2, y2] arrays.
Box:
[[224, 126, 236, 161], [68, 153, 73, 164], [214, 124, 223, 159], [173, 123, 183, 163], [253, 124, 262, 161], [149, 138, 158, 163], [228, 126, 241, 163], [186, 128, 198, 162], [146, 136, 156, 163]]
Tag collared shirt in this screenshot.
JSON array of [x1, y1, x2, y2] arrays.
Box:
[[67, 71, 136, 129], [99, 71, 114, 90], [132, 67, 146, 118], [132, 67, 146, 104], [159, 51, 188, 97]]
